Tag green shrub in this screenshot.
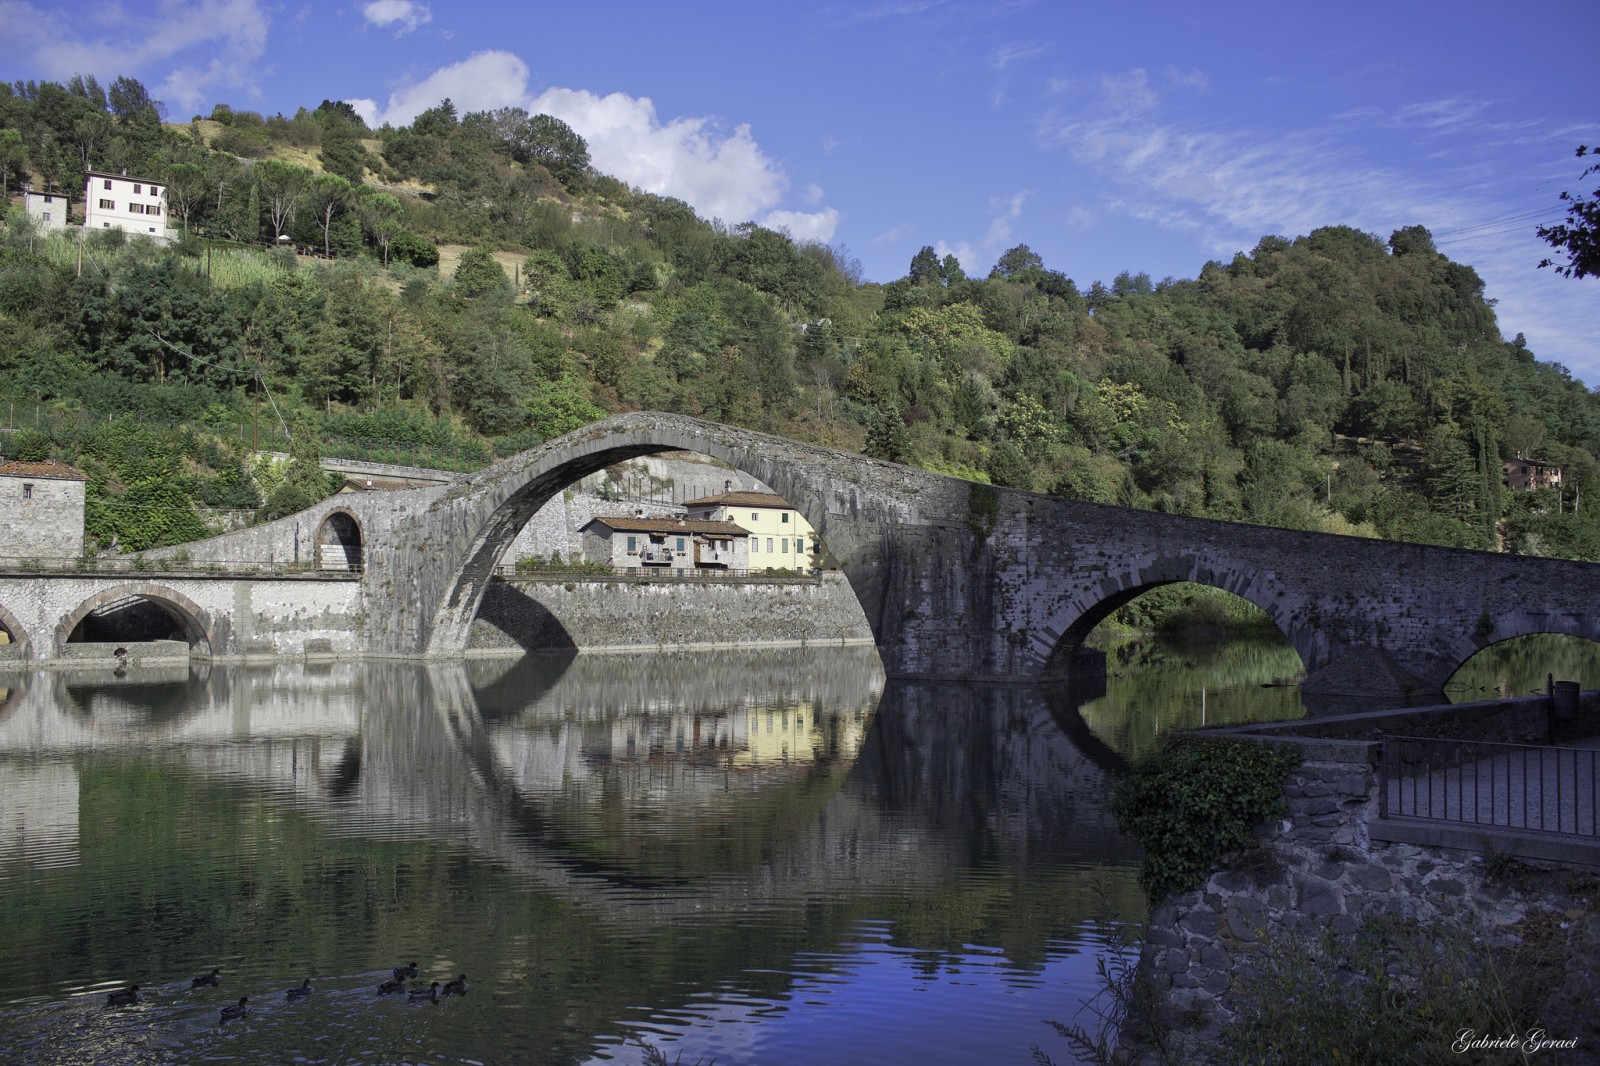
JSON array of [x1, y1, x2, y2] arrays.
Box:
[[1110, 736, 1300, 903]]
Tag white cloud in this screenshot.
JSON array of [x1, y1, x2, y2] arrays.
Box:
[[762, 208, 841, 243], [873, 223, 915, 245], [531, 85, 787, 225], [1035, 85, 1600, 381], [347, 49, 530, 128], [362, 0, 431, 35], [932, 190, 1030, 275], [0, 0, 269, 114], [346, 50, 830, 237]]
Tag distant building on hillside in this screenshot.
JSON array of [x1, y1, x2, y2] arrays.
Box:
[[1502, 459, 1562, 493], [0, 457, 88, 561], [22, 187, 69, 232], [83, 171, 172, 244]]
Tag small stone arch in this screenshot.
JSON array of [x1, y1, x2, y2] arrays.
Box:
[[55, 583, 216, 659], [1035, 556, 1306, 678], [0, 602, 32, 660], [1434, 609, 1600, 695], [316, 509, 365, 572]]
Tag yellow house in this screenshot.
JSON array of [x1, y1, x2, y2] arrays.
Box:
[[683, 490, 818, 572]]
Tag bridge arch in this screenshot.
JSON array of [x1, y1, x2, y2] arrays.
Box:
[[414, 415, 890, 656], [1434, 611, 1600, 695], [316, 509, 365, 572], [1038, 556, 1309, 678], [0, 601, 32, 660], [55, 583, 216, 659]]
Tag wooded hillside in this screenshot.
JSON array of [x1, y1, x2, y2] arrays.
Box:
[[2, 74, 1597, 561]]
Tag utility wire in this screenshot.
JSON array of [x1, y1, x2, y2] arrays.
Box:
[[147, 330, 292, 442]]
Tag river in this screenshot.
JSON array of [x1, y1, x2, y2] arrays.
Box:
[[0, 633, 1586, 1065]]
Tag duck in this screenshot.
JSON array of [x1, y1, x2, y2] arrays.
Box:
[[285, 978, 312, 1001], [392, 962, 419, 981], [441, 974, 468, 996], [105, 985, 140, 1007], [408, 981, 440, 1003], [191, 968, 221, 988], [377, 977, 405, 995], [219, 996, 248, 1021]]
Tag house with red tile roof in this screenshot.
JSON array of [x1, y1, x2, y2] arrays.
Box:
[[0, 458, 88, 561]]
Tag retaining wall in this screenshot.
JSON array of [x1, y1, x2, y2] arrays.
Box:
[[1128, 695, 1600, 1063], [467, 572, 874, 653]]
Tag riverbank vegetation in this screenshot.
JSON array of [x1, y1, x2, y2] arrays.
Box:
[[5, 75, 1600, 574]]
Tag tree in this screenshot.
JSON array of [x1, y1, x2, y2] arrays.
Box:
[[1537, 146, 1600, 279], [0, 128, 26, 199], [356, 189, 403, 267], [254, 159, 312, 244], [864, 404, 909, 463], [302, 172, 352, 257], [161, 161, 208, 233], [523, 113, 590, 191], [453, 246, 510, 299]]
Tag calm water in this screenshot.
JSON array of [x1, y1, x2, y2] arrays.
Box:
[[0, 634, 1585, 1065]]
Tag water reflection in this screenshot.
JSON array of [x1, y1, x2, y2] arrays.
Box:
[[1074, 634, 1307, 760], [0, 649, 1143, 1066]]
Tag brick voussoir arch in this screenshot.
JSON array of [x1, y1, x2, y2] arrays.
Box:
[[55, 582, 217, 658], [0, 601, 33, 660]]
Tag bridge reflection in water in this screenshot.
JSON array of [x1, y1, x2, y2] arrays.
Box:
[[0, 649, 1140, 1066]]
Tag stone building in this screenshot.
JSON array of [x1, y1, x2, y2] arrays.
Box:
[[579, 515, 750, 571], [0, 458, 88, 561], [22, 188, 69, 232]]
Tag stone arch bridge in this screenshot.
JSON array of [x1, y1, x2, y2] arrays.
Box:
[[4, 411, 1598, 699]]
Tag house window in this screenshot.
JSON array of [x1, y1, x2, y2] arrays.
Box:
[[781, 513, 789, 523], [766, 538, 773, 553], [22, 483, 33, 499], [780, 539, 787, 554], [151, 205, 160, 216], [676, 537, 686, 552], [129, 204, 144, 214], [626, 535, 637, 551], [751, 512, 759, 522], [103, 179, 111, 189], [751, 539, 759, 553], [151, 186, 161, 196], [795, 539, 805, 554], [99, 199, 114, 209], [133, 184, 142, 194], [41, 212, 51, 222]]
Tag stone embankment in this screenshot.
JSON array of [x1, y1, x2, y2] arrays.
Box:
[[468, 571, 873, 653], [1125, 694, 1600, 1064]]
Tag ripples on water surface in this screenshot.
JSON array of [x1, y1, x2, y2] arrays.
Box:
[[0, 640, 1335, 1064]]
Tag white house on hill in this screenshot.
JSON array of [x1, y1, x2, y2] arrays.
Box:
[[84, 171, 172, 244]]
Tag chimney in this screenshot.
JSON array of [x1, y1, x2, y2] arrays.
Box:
[[724, 479, 731, 494]]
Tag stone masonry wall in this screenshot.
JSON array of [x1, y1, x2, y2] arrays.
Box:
[[467, 572, 873, 653], [1130, 720, 1600, 1064]]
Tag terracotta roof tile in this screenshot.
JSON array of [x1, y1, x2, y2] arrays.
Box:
[[682, 491, 794, 509], [0, 458, 87, 481], [583, 516, 750, 536]]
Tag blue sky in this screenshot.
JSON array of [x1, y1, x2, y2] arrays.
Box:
[[4, 0, 1597, 383]]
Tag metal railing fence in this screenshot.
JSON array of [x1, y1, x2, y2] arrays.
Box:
[[1379, 735, 1598, 837]]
